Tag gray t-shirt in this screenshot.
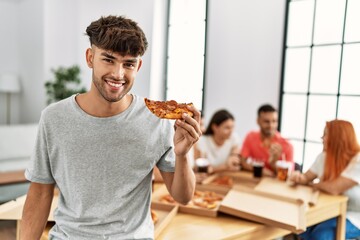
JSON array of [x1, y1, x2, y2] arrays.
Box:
[[25, 94, 176, 239]]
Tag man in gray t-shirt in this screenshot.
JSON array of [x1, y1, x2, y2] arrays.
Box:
[[21, 15, 201, 240]]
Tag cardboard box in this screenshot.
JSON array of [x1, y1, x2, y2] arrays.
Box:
[[41, 222, 55, 240], [219, 186, 306, 233], [152, 184, 226, 217], [25, 202, 175, 240], [0, 195, 27, 220], [201, 171, 261, 191], [254, 178, 319, 206], [200, 174, 234, 193], [151, 202, 178, 238]]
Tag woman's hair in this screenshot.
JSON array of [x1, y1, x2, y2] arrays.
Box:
[[204, 109, 234, 135], [323, 119, 360, 181], [86, 15, 148, 56]]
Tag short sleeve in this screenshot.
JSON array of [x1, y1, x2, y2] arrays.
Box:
[[309, 152, 325, 178], [25, 113, 55, 184], [156, 147, 176, 172], [341, 153, 360, 184]]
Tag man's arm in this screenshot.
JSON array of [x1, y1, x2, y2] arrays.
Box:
[[161, 106, 201, 205], [21, 182, 55, 240], [161, 156, 196, 205], [268, 143, 282, 171]]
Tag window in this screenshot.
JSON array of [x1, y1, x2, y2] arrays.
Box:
[[165, 0, 207, 110], [280, 0, 360, 171]]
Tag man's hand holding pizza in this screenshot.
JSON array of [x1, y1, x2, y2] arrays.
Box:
[[145, 98, 200, 205], [173, 105, 202, 157], [144, 98, 202, 156]]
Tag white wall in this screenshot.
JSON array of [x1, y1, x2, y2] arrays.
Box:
[[0, 0, 20, 124], [17, 0, 45, 124], [0, 0, 155, 124], [205, 0, 286, 141], [0, 0, 286, 134]]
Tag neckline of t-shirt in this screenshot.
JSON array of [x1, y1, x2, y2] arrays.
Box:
[[70, 93, 137, 122]]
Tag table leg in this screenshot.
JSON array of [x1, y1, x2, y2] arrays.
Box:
[[336, 201, 347, 240], [16, 220, 21, 240]]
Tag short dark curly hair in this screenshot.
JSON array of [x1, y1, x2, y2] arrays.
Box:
[[85, 15, 148, 56], [257, 104, 276, 117]]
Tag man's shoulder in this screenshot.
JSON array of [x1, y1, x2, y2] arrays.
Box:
[[41, 96, 74, 120]]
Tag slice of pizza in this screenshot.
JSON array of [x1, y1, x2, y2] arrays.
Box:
[[144, 98, 194, 119], [211, 176, 234, 186]]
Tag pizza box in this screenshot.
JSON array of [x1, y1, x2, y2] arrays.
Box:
[[200, 171, 261, 191], [0, 194, 177, 240], [254, 178, 319, 206], [219, 186, 306, 233], [40, 222, 55, 240], [151, 202, 179, 239], [26, 202, 175, 240], [152, 184, 226, 217], [0, 195, 58, 221]]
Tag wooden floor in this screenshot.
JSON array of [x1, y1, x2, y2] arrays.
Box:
[[0, 220, 16, 240]]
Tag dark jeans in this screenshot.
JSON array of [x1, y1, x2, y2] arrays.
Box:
[[299, 218, 360, 240]]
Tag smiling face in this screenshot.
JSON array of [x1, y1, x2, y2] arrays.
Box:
[[86, 45, 142, 103], [212, 119, 235, 141], [257, 111, 278, 138]]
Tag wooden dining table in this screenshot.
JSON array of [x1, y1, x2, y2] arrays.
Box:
[[155, 171, 348, 240], [0, 171, 349, 240]]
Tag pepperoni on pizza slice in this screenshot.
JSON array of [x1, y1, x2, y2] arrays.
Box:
[[144, 98, 194, 119]]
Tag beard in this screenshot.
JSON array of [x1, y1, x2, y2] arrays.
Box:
[[92, 74, 132, 102]]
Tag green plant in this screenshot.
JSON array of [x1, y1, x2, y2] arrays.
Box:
[[45, 65, 87, 104]]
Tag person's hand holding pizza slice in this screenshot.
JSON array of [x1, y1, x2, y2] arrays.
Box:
[[145, 98, 201, 204], [172, 103, 202, 156], [144, 98, 202, 156]]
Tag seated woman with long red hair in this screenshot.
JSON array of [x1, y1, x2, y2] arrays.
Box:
[[289, 119, 360, 240]]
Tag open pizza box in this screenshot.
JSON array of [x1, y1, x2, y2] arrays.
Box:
[[219, 186, 307, 233], [0, 193, 174, 240], [254, 178, 319, 206], [151, 202, 179, 238], [200, 171, 261, 192], [152, 184, 226, 217], [41, 202, 176, 240], [0, 195, 57, 240], [0, 195, 57, 221]]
